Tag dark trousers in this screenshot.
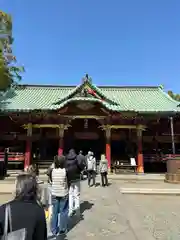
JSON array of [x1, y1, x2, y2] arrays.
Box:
[[87, 170, 96, 186], [100, 172, 108, 186]]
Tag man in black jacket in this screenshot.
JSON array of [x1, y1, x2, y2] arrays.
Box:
[[66, 149, 85, 217]]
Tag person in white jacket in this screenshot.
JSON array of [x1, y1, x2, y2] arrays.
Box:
[[99, 154, 108, 187], [86, 151, 96, 187]]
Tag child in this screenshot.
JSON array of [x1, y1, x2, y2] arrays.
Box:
[[99, 154, 108, 187], [27, 164, 43, 184], [27, 164, 43, 205], [27, 164, 38, 177]]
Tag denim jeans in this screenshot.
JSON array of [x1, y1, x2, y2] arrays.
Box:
[[51, 195, 69, 235], [69, 180, 80, 216]]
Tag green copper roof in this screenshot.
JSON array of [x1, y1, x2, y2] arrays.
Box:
[[0, 83, 179, 113]]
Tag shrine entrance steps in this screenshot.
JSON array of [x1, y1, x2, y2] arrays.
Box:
[[37, 159, 53, 169]]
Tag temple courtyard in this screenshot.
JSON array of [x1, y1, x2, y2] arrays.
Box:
[[0, 176, 180, 239]]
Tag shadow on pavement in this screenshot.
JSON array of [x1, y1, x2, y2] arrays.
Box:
[[56, 234, 68, 240], [48, 201, 94, 239], [95, 182, 100, 187], [95, 182, 112, 187], [68, 200, 94, 232], [80, 200, 94, 214], [48, 234, 68, 240]]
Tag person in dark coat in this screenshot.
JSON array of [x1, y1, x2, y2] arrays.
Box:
[[78, 150, 86, 166], [78, 150, 86, 180], [66, 149, 85, 217], [0, 174, 47, 240]]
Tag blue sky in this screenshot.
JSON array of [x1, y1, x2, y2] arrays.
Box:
[[1, 0, 180, 92]]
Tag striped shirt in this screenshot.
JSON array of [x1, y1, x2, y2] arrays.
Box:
[[51, 168, 68, 197]]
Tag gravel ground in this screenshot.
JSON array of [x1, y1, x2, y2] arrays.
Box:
[[125, 194, 180, 240], [0, 194, 13, 204], [0, 178, 180, 239]]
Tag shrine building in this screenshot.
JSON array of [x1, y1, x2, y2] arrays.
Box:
[[0, 74, 180, 173]]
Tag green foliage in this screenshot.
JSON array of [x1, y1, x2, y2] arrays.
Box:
[[0, 10, 24, 91], [168, 90, 180, 101]]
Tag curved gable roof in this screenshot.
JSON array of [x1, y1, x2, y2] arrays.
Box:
[[0, 84, 179, 113]]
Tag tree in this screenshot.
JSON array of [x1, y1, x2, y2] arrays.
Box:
[[168, 91, 180, 101], [0, 10, 24, 91]]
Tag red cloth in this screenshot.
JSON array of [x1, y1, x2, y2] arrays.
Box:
[[87, 88, 94, 95], [87, 88, 104, 101]]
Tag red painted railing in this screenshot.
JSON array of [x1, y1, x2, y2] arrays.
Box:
[[144, 154, 180, 162], [164, 154, 180, 160], [0, 152, 25, 162]]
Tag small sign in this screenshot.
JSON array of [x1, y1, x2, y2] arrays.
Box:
[[130, 158, 136, 166]]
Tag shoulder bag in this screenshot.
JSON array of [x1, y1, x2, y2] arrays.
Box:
[[2, 204, 26, 240]]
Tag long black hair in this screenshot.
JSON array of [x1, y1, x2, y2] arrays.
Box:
[[54, 155, 66, 169], [15, 174, 38, 201]]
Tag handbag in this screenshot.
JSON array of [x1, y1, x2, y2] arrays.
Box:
[[2, 204, 26, 240]]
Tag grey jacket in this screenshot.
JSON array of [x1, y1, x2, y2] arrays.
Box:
[[99, 159, 108, 173], [87, 156, 96, 171]]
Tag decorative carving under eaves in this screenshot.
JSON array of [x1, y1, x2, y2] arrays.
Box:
[[58, 107, 68, 114], [76, 102, 94, 111]]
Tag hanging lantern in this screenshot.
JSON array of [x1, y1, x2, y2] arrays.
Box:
[[84, 119, 88, 129]]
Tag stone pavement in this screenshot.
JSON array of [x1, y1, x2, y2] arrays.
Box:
[[119, 181, 180, 195], [5, 170, 165, 182], [0, 182, 15, 194], [1, 177, 180, 239], [125, 194, 180, 239], [47, 178, 155, 240], [108, 173, 164, 181]]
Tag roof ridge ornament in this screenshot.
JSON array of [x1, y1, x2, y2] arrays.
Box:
[[82, 74, 92, 84]]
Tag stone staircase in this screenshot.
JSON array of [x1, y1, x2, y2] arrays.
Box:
[[4, 169, 48, 182], [37, 160, 53, 169]]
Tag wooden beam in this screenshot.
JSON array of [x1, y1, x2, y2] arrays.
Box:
[[136, 124, 146, 131], [63, 115, 106, 119], [100, 124, 146, 130], [22, 124, 71, 129]]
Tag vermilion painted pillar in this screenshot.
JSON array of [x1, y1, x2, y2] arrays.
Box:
[[58, 127, 64, 156], [137, 128, 144, 173], [105, 128, 111, 169], [24, 124, 32, 170], [58, 137, 64, 156], [24, 138, 32, 170]]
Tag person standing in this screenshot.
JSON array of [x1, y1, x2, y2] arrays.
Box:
[[86, 151, 96, 187], [0, 174, 47, 240], [66, 149, 85, 217], [46, 160, 55, 220], [99, 154, 108, 187], [78, 150, 86, 180], [3, 148, 8, 177], [50, 155, 69, 236], [78, 150, 86, 166]]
